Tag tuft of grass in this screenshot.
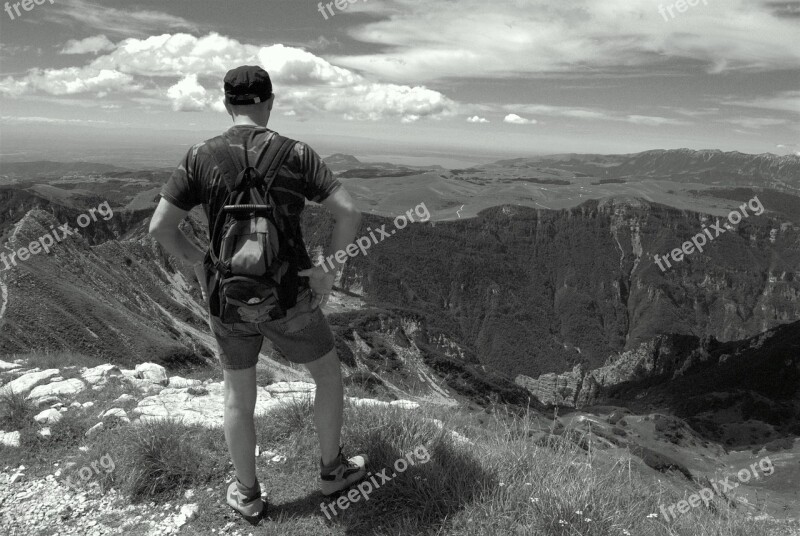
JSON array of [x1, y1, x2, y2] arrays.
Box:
[[92, 418, 228, 502], [12, 350, 106, 371], [0, 389, 35, 431]]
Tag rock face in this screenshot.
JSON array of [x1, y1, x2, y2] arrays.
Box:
[[516, 334, 704, 407]]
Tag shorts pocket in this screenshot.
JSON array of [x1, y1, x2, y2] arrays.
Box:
[[278, 290, 316, 334]]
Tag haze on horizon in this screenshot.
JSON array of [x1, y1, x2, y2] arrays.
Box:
[[0, 0, 798, 168]]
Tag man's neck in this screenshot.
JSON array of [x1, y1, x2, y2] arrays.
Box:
[[231, 118, 267, 127]]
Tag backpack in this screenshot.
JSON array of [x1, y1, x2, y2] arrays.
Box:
[[204, 133, 299, 324]]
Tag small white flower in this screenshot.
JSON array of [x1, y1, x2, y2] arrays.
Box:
[[646, 513, 658, 519]]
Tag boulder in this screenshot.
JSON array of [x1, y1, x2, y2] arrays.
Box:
[[0, 369, 60, 396], [81, 364, 122, 386], [34, 409, 62, 424], [168, 376, 202, 389], [101, 408, 130, 423], [135, 363, 168, 386], [0, 359, 21, 370], [27, 379, 86, 401]]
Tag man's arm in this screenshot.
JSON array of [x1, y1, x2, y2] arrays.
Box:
[[299, 187, 361, 307], [149, 198, 208, 299]]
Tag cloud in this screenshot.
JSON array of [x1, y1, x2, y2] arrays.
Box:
[[0, 33, 456, 123], [60, 35, 115, 55], [0, 115, 112, 125], [467, 115, 489, 123], [725, 117, 789, 129], [504, 113, 537, 125], [726, 91, 800, 114], [166, 74, 225, 113], [0, 67, 137, 96], [624, 115, 688, 126], [330, 0, 800, 82], [43, 0, 198, 37]]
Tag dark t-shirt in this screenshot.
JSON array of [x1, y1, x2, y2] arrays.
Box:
[[160, 125, 341, 307]]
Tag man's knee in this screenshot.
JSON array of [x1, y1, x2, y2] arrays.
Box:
[[223, 366, 258, 411], [305, 348, 342, 384]]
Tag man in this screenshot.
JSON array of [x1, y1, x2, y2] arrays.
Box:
[[149, 65, 366, 525]]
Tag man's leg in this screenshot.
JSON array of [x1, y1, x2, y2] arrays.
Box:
[[303, 348, 343, 466], [223, 366, 258, 487]]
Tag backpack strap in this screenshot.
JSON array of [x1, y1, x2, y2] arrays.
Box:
[[254, 135, 297, 196]]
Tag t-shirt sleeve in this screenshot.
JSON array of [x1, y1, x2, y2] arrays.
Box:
[[295, 142, 341, 203], [160, 144, 203, 211]]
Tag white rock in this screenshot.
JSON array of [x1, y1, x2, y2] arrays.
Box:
[[349, 398, 390, 408], [0, 369, 59, 396], [39, 427, 51, 438], [168, 376, 202, 389], [70, 401, 82, 408], [126, 378, 165, 395], [113, 394, 135, 404], [180, 503, 199, 521], [101, 408, 129, 422], [81, 401, 94, 409], [184, 490, 195, 500], [265, 381, 315, 395], [34, 409, 63, 424], [390, 400, 421, 410], [27, 379, 86, 401], [81, 364, 121, 386], [9, 470, 24, 483], [85, 422, 104, 439], [0, 430, 21, 447], [135, 363, 168, 386], [0, 359, 22, 370], [119, 369, 137, 379]]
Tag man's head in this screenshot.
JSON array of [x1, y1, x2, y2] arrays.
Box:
[[223, 65, 275, 125]]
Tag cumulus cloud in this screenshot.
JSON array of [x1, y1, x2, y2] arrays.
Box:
[[0, 32, 456, 122], [504, 114, 537, 125], [467, 115, 489, 123], [331, 0, 800, 82], [166, 74, 225, 113], [60, 35, 115, 55], [0, 67, 137, 96]]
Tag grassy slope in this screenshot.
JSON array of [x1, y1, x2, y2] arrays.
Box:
[[2, 353, 796, 536]]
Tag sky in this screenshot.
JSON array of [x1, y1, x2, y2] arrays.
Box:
[[0, 0, 798, 167]]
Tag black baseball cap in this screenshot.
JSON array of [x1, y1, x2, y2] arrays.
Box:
[[224, 65, 273, 105]]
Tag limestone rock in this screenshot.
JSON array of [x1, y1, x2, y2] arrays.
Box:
[[34, 409, 62, 425], [81, 364, 122, 386], [0, 369, 60, 396], [27, 379, 86, 401], [0, 430, 21, 447], [134, 363, 168, 386]]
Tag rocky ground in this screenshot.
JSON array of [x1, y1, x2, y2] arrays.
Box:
[[0, 357, 435, 535]]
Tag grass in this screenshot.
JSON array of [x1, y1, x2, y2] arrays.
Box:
[[57, 402, 790, 535], [2, 353, 794, 536]]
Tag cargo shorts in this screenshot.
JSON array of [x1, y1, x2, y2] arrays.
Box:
[[209, 289, 336, 370]]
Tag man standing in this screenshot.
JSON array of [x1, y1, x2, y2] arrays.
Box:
[[149, 65, 366, 525]]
